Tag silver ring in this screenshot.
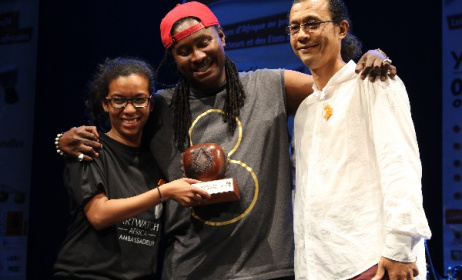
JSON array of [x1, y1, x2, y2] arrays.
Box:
[[383, 58, 392, 64], [77, 154, 84, 162]]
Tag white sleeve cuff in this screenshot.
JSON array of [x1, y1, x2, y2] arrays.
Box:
[[382, 234, 417, 263]]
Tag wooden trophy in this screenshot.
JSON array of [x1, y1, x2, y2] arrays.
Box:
[[182, 143, 240, 204]]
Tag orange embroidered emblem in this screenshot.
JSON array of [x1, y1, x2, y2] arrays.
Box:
[[323, 105, 333, 120]]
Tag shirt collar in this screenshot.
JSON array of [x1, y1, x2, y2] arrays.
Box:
[[312, 60, 358, 100]]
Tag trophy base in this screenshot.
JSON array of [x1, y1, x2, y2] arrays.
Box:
[[193, 178, 240, 204]]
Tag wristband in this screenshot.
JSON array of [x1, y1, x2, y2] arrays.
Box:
[[157, 179, 165, 203], [55, 133, 64, 156], [157, 187, 164, 203]]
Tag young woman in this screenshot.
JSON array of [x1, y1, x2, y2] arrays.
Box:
[[53, 57, 210, 280]]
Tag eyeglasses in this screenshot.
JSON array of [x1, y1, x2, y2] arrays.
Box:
[[285, 20, 335, 36], [106, 96, 152, 109]]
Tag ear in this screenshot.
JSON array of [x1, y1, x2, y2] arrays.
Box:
[[102, 99, 110, 113], [217, 26, 226, 46], [338, 20, 349, 40]]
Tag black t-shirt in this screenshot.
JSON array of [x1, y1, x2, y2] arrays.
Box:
[[54, 133, 163, 280]]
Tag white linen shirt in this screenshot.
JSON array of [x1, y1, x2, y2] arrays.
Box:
[[293, 61, 431, 280]]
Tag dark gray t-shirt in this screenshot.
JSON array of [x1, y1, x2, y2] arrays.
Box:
[[54, 134, 163, 280], [149, 69, 294, 280]]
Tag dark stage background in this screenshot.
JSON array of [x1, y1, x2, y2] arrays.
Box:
[[28, 0, 442, 279]]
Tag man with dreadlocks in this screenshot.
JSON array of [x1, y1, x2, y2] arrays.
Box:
[[56, 2, 395, 279]]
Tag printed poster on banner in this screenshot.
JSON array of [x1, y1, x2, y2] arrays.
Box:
[[0, 0, 38, 279], [442, 0, 462, 271], [204, 0, 307, 72]]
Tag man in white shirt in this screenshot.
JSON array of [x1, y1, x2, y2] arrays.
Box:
[[288, 0, 432, 279]]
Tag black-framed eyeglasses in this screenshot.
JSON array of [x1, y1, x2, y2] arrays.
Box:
[[285, 20, 335, 36], [106, 96, 152, 109]]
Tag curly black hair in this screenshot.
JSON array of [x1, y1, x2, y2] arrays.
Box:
[[85, 57, 155, 130]]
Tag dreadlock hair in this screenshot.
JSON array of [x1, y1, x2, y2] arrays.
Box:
[[155, 53, 245, 152]]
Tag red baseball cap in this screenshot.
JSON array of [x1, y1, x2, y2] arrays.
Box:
[[160, 1, 219, 49]]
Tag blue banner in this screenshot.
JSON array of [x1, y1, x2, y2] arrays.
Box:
[[442, 0, 462, 271], [206, 0, 307, 72], [0, 1, 38, 279]]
